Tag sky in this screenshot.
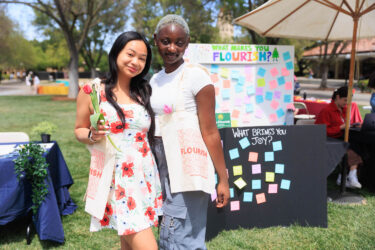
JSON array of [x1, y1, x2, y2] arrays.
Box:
[[6, 4, 41, 41]]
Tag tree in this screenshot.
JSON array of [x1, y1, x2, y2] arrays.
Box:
[[0, 0, 130, 98]]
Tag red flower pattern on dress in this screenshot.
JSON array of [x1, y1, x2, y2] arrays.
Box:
[[139, 142, 150, 157], [105, 203, 113, 215], [121, 162, 134, 177], [127, 197, 136, 210], [100, 214, 110, 226], [110, 121, 124, 134], [122, 108, 134, 118], [115, 185, 126, 200], [123, 229, 136, 235], [145, 207, 155, 221], [154, 220, 159, 227], [100, 90, 107, 102], [147, 182, 152, 193], [100, 109, 107, 117], [135, 132, 146, 143]]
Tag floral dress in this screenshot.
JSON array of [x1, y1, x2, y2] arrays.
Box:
[[90, 90, 163, 235]]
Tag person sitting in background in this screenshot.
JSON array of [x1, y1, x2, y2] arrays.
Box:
[[315, 86, 362, 189], [294, 75, 301, 95]]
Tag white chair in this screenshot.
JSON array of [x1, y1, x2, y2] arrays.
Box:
[[0, 132, 30, 143], [296, 119, 316, 125]]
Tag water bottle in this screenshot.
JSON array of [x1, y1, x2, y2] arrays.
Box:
[[285, 109, 294, 125], [303, 92, 307, 100]]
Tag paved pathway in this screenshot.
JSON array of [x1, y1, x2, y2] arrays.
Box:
[[0, 80, 36, 96]]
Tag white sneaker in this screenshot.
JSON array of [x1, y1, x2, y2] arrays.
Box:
[[347, 176, 362, 189], [336, 174, 351, 187]]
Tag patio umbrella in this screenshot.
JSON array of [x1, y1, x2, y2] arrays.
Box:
[[234, 0, 375, 143]]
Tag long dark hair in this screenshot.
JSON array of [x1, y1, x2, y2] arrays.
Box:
[[103, 31, 155, 146]]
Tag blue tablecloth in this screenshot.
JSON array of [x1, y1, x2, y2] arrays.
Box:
[[0, 141, 77, 243]]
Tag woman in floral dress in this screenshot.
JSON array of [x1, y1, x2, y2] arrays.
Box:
[[75, 31, 162, 250]]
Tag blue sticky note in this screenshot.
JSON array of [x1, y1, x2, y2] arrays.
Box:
[[247, 86, 255, 96], [229, 148, 239, 160], [243, 192, 253, 202], [284, 94, 292, 103], [211, 64, 219, 74], [265, 91, 273, 101], [235, 84, 244, 93], [215, 101, 219, 110], [222, 89, 230, 100], [276, 108, 285, 118], [246, 104, 254, 113], [273, 141, 282, 151], [257, 67, 266, 77], [265, 152, 274, 162], [256, 95, 264, 104], [280, 179, 291, 190], [238, 76, 245, 85], [286, 61, 294, 70], [275, 163, 285, 174], [277, 76, 285, 85], [252, 179, 261, 189], [283, 51, 291, 61], [239, 137, 250, 149], [231, 70, 240, 80], [230, 188, 234, 198], [215, 173, 218, 184]]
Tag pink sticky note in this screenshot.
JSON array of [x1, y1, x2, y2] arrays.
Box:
[[210, 74, 219, 83], [256, 193, 266, 204], [285, 81, 293, 90], [268, 184, 278, 194], [271, 100, 279, 110], [211, 190, 217, 201], [230, 201, 240, 211], [242, 114, 251, 123], [252, 164, 261, 174], [269, 114, 277, 123], [255, 109, 263, 118], [226, 168, 229, 177], [234, 98, 242, 106], [244, 96, 251, 104], [269, 80, 277, 90], [223, 79, 231, 88], [281, 67, 290, 76], [248, 152, 258, 162], [214, 87, 220, 96], [286, 103, 295, 110], [270, 67, 279, 77], [232, 109, 240, 119], [221, 101, 230, 111]]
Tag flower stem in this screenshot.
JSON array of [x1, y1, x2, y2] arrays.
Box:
[[107, 135, 121, 152]]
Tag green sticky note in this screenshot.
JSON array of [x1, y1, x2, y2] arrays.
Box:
[[257, 78, 266, 87], [234, 177, 247, 189], [265, 172, 275, 182], [233, 165, 243, 176]]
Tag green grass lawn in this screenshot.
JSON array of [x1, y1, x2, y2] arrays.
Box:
[[0, 96, 374, 249]]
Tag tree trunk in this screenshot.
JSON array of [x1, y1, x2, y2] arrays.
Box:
[[90, 67, 97, 79], [68, 52, 79, 98], [320, 62, 329, 89]]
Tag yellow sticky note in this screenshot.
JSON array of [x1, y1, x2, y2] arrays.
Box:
[[220, 68, 229, 79], [231, 120, 238, 127], [233, 165, 242, 176], [234, 177, 247, 189], [265, 172, 275, 182]]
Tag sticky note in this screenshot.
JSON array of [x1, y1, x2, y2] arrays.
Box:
[[255, 109, 263, 118], [247, 86, 255, 96], [256, 95, 264, 104], [284, 94, 292, 103], [246, 104, 254, 113], [230, 201, 240, 211], [275, 163, 285, 174], [276, 108, 285, 118], [281, 67, 290, 76], [248, 152, 258, 162], [242, 114, 251, 123], [271, 100, 279, 110], [244, 65, 253, 75], [231, 70, 240, 80], [234, 177, 247, 189], [238, 76, 245, 85], [233, 165, 243, 176], [265, 152, 274, 162], [252, 164, 261, 174], [270, 67, 279, 77], [273, 141, 282, 151], [231, 120, 238, 127], [221, 101, 230, 111], [235, 84, 243, 93], [286, 103, 295, 110], [283, 51, 291, 61], [222, 89, 230, 100], [215, 173, 218, 184], [239, 137, 250, 149], [215, 101, 219, 110], [265, 91, 273, 101], [268, 184, 278, 194], [286, 61, 294, 70], [274, 91, 281, 99], [257, 67, 266, 77], [285, 81, 293, 90], [214, 87, 220, 96], [229, 148, 239, 160], [265, 172, 275, 182], [269, 113, 277, 123], [210, 74, 219, 83], [230, 188, 234, 198], [211, 64, 219, 73], [235, 97, 242, 106], [252, 179, 261, 189], [280, 179, 291, 190], [223, 79, 231, 88], [232, 109, 240, 119], [256, 193, 266, 204], [211, 190, 217, 201], [269, 80, 277, 89], [256, 87, 264, 95], [244, 96, 251, 104], [220, 68, 229, 78], [257, 78, 266, 87], [243, 192, 253, 202], [277, 76, 285, 85]]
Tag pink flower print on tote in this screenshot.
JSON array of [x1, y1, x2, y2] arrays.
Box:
[[163, 104, 173, 114]]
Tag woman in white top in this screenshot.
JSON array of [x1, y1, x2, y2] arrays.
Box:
[[150, 14, 230, 249]]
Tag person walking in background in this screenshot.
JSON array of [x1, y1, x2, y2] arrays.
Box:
[[75, 31, 162, 250], [151, 14, 230, 249], [368, 71, 375, 113], [315, 87, 362, 189]]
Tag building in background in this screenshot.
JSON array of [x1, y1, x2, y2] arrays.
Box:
[[217, 9, 234, 43]]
